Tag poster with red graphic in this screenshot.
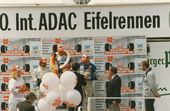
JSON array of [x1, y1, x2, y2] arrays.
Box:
[[93, 75, 143, 96], [0, 38, 41, 57], [0, 57, 40, 76], [91, 98, 144, 111], [94, 36, 146, 56], [94, 55, 146, 75], [42, 37, 93, 57]]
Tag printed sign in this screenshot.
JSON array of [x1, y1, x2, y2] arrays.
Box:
[[42, 37, 93, 56], [0, 57, 40, 75], [0, 38, 41, 57], [94, 36, 146, 56], [94, 55, 146, 75]]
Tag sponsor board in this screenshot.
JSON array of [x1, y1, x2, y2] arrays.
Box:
[[91, 98, 144, 111], [93, 75, 143, 96], [42, 37, 93, 56], [94, 36, 146, 56], [0, 57, 40, 76], [0, 38, 41, 57], [94, 55, 146, 75]]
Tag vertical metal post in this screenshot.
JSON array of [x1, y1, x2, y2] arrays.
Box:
[[87, 97, 91, 111]]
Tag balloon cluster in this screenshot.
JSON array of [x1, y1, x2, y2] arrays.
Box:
[[37, 71, 81, 111]]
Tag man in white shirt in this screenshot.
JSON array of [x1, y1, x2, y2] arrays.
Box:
[[141, 61, 160, 111], [32, 57, 51, 102]]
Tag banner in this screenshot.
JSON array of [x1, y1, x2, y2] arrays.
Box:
[[147, 42, 170, 111], [0, 4, 170, 37]]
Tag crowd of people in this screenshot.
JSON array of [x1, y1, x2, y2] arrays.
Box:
[[7, 44, 160, 111]]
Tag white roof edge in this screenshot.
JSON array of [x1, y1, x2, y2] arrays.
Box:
[[1, 1, 170, 7], [89, 1, 170, 5]]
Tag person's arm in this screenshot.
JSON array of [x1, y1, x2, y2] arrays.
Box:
[[21, 78, 24, 85], [113, 77, 121, 104], [32, 68, 38, 83], [69, 57, 74, 71], [9, 79, 20, 93], [16, 102, 19, 108], [69, 57, 74, 66], [89, 65, 98, 80], [147, 72, 158, 96], [81, 75, 87, 86], [32, 68, 42, 86]]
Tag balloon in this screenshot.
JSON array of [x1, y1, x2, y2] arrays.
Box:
[[39, 83, 50, 96], [64, 89, 81, 107], [60, 71, 77, 90], [58, 84, 71, 96], [42, 72, 60, 91], [46, 90, 64, 107], [38, 97, 56, 111]]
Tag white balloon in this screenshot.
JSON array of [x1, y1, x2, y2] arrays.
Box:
[[38, 97, 56, 111], [39, 83, 50, 96], [64, 89, 81, 107], [42, 72, 60, 91], [60, 71, 77, 90], [46, 90, 64, 107], [58, 84, 71, 96]]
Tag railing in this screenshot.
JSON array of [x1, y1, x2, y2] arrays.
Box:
[[83, 96, 170, 111], [1, 97, 170, 111]]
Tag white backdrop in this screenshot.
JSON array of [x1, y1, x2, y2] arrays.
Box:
[[0, 3, 170, 38]]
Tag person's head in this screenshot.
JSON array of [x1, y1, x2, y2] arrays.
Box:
[[72, 62, 79, 71], [57, 44, 65, 56], [13, 65, 22, 77], [109, 66, 117, 76], [141, 61, 149, 71], [11, 71, 18, 80], [39, 57, 48, 67], [80, 55, 90, 66], [25, 92, 37, 104]]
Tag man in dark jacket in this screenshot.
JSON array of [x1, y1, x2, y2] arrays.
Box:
[[68, 62, 87, 111], [106, 66, 121, 111], [17, 92, 37, 111]]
